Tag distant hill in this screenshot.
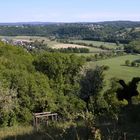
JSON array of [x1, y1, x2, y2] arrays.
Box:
[[0, 21, 140, 43], [0, 21, 140, 27], [0, 22, 59, 26]]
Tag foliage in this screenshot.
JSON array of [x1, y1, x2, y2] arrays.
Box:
[[103, 78, 127, 120], [33, 52, 86, 117], [116, 77, 140, 105], [80, 66, 105, 111], [131, 61, 137, 67], [125, 60, 130, 66], [0, 85, 18, 127], [58, 47, 90, 53], [0, 42, 86, 126], [124, 40, 140, 54]]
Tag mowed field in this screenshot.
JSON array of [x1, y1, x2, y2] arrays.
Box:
[[87, 54, 140, 89], [52, 43, 106, 53], [0, 36, 106, 53], [71, 40, 124, 49]]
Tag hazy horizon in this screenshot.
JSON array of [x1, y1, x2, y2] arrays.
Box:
[[0, 0, 140, 23], [0, 20, 140, 24]]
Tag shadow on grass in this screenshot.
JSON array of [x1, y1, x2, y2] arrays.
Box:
[[3, 131, 52, 140], [2, 125, 92, 140], [99, 104, 140, 140], [2, 104, 140, 140]]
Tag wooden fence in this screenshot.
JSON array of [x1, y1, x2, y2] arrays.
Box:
[[33, 112, 58, 130]]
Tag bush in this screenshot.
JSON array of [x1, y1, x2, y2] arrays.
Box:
[[125, 60, 130, 66], [131, 61, 137, 67]]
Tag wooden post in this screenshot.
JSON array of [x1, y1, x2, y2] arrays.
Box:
[[123, 132, 127, 140], [55, 114, 57, 121], [36, 117, 38, 131], [52, 115, 54, 121], [33, 116, 35, 127], [46, 116, 48, 126]]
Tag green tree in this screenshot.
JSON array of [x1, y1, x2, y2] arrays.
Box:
[[104, 78, 123, 119], [131, 61, 137, 67], [80, 66, 105, 111], [33, 52, 85, 117], [116, 41, 120, 46], [0, 86, 18, 127], [125, 40, 140, 54], [125, 60, 130, 66]]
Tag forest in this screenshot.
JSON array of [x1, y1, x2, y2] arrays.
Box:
[[0, 35, 140, 139], [1, 21, 140, 43]]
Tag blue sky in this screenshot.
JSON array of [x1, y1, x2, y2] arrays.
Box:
[[0, 0, 140, 22]]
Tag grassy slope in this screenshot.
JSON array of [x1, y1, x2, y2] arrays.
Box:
[[87, 54, 140, 91], [52, 43, 105, 53], [0, 126, 33, 139], [0, 36, 105, 53], [87, 54, 140, 81], [0, 35, 57, 46], [72, 40, 124, 49]]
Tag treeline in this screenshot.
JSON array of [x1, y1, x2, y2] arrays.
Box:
[[83, 51, 126, 62], [50, 47, 90, 53], [124, 40, 140, 54], [125, 60, 140, 67], [0, 21, 140, 43], [58, 39, 112, 50]]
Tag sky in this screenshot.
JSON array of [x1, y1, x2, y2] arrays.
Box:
[[0, 0, 140, 22]]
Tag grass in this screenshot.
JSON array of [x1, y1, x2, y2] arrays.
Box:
[[0, 126, 33, 140], [0, 122, 91, 140], [0, 36, 109, 53], [71, 40, 124, 49], [74, 53, 96, 56], [87, 54, 140, 91], [1, 120, 140, 140], [87, 54, 140, 81], [0, 36, 48, 42], [0, 35, 49, 40], [0, 35, 58, 47], [52, 43, 105, 53], [135, 27, 140, 32]]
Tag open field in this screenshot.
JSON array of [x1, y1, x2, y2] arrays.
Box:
[[52, 43, 106, 53], [87, 54, 140, 89], [135, 27, 140, 31], [0, 35, 49, 41], [0, 36, 107, 53], [0, 36, 49, 42], [52, 43, 89, 49], [0, 35, 58, 46], [0, 36, 124, 52], [71, 40, 124, 49]]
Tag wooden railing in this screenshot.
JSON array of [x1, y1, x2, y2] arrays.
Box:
[[33, 112, 58, 130]]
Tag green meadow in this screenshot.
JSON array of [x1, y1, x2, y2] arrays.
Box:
[[72, 40, 124, 49], [87, 54, 140, 90]]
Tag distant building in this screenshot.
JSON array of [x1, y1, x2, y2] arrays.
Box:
[[13, 40, 33, 46]]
